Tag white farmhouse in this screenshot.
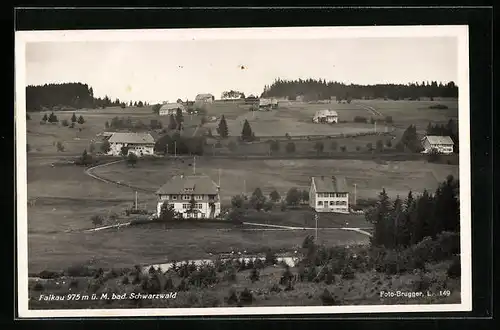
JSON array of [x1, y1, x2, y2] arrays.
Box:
[[421, 135, 454, 154], [309, 176, 349, 214], [107, 132, 155, 157], [259, 98, 278, 110], [159, 102, 186, 116], [156, 174, 221, 219], [313, 110, 338, 123]]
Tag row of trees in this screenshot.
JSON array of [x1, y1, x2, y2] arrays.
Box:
[[260, 78, 458, 101], [26, 82, 150, 112], [231, 187, 310, 211], [154, 133, 205, 156], [105, 116, 163, 131], [366, 175, 459, 249], [221, 90, 245, 99]]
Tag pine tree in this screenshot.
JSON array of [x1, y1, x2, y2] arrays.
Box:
[[175, 108, 184, 130], [218, 115, 229, 139], [77, 115, 85, 124], [42, 113, 48, 122], [71, 112, 77, 123], [168, 114, 177, 130], [241, 120, 254, 142], [371, 188, 391, 247]]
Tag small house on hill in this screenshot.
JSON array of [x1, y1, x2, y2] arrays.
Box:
[[259, 98, 278, 110], [313, 110, 338, 124], [421, 135, 454, 154], [159, 103, 186, 116], [156, 174, 221, 219], [309, 176, 349, 214], [107, 132, 155, 157], [195, 94, 215, 104]]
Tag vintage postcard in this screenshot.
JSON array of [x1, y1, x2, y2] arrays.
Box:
[[15, 25, 471, 317]]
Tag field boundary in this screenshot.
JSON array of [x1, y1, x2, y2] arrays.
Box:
[[85, 160, 156, 194]]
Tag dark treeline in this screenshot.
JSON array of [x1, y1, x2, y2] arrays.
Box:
[[154, 132, 205, 156], [261, 78, 458, 101], [365, 175, 459, 249], [26, 83, 149, 112]]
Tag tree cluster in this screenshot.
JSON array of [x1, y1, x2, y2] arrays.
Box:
[[260, 78, 458, 101], [221, 90, 245, 99], [365, 175, 459, 249], [154, 133, 205, 156]]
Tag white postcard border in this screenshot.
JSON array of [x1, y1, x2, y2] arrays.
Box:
[[15, 25, 472, 318]]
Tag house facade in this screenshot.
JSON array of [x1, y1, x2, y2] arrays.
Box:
[[309, 176, 349, 213], [195, 94, 215, 104], [421, 135, 454, 154], [159, 102, 186, 116], [156, 174, 221, 219], [259, 98, 278, 110], [107, 132, 155, 157], [313, 110, 339, 123]]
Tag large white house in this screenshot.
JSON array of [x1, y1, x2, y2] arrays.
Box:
[[313, 110, 338, 123], [156, 174, 221, 219], [309, 176, 349, 213], [421, 135, 454, 154], [159, 102, 186, 116], [107, 132, 155, 157]]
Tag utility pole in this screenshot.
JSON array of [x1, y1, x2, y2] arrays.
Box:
[[315, 213, 319, 243], [135, 191, 138, 210], [243, 179, 246, 196], [354, 183, 357, 206], [174, 141, 177, 158], [374, 121, 377, 133], [218, 168, 221, 187], [193, 156, 196, 175]]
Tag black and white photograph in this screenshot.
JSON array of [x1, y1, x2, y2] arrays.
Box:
[[15, 25, 471, 317]]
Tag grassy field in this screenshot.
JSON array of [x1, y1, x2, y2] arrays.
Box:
[[26, 106, 203, 155], [92, 157, 459, 205]]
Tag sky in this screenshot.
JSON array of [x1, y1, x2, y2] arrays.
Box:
[[25, 36, 458, 104]]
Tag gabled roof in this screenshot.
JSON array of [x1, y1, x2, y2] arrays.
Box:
[[312, 176, 348, 193], [108, 132, 155, 144], [159, 103, 185, 112], [314, 109, 338, 117], [423, 135, 454, 145], [156, 174, 219, 195]]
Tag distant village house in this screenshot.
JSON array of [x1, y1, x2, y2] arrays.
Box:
[[195, 94, 215, 104], [313, 109, 338, 124], [159, 102, 187, 116], [309, 176, 349, 214], [421, 135, 454, 154], [156, 174, 221, 219], [258, 98, 278, 110], [107, 132, 155, 157]]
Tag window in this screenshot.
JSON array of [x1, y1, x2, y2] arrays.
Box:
[[329, 193, 335, 198], [318, 201, 323, 206], [195, 195, 203, 200], [329, 201, 335, 206], [183, 195, 191, 200], [196, 203, 203, 209], [182, 204, 190, 209], [171, 195, 177, 200]]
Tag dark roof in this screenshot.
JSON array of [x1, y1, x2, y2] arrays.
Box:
[[108, 132, 155, 144], [312, 176, 348, 193], [424, 135, 454, 145], [156, 174, 219, 195]]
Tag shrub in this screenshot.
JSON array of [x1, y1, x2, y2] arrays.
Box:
[[366, 143, 373, 151], [341, 266, 355, 280], [56, 141, 65, 152], [61, 119, 69, 127], [386, 140, 392, 148], [91, 215, 104, 227], [280, 265, 294, 286], [324, 268, 335, 285], [340, 146, 347, 152], [231, 195, 245, 208], [249, 267, 260, 283], [239, 288, 253, 305], [32, 282, 44, 291], [263, 200, 274, 212], [354, 116, 368, 123], [447, 256, 461, 279], [226, 289, 239, 305], [355, 146, 361, 151], [270, 283, 281, 293], [320, 288, 337, 305]]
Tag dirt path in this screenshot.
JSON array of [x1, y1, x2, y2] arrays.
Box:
[[242, 222, 373, 237], [355, 103, 384, 117]]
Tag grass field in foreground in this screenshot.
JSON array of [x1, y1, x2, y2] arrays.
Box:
[[92, 157, 459, 205], [28, 258, 460, 309], [28, 225, 369, 273]]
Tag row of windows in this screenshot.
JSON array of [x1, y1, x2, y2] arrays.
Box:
[[318, 201, 347, 206], [182, 203, 204, 209], [163, 195, 214, 201], [317, 193, 348, 198]]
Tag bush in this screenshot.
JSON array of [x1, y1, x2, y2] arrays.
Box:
[[38, 270, 61, 279], [280, 265, 294, 286], [32, 282, 44, 291], [355, 146, 361, 151], [340, 146, 347, 152], [354, 116, 368, 123], [429, 104, 448, 109], [239, 288, 254, 305], [61, 119, 69, 127], [320, 288, 337, 305], [91, 215, 104, 227], [447, 257, 461, 279], [341, 266, 355, 280], [226, 289, 239, 305], [249, 267, 260, 283]]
